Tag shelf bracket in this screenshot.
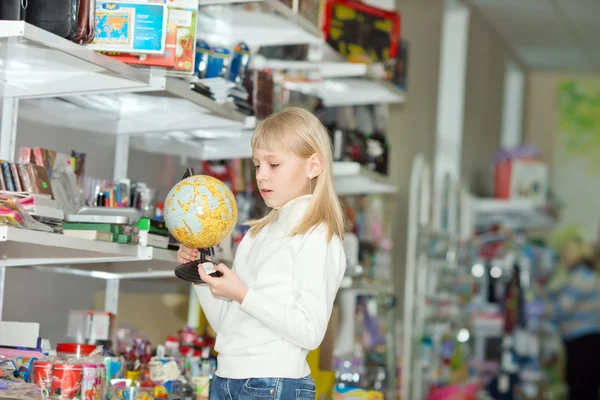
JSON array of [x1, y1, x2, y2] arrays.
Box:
[[0, 98, 19, 161]]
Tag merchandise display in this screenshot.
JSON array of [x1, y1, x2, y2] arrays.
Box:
[[0, 1, 406, 399], [0, 324, 220, 400]]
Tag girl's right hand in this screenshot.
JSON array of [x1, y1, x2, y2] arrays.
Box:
[[177, 244, 199, 264]]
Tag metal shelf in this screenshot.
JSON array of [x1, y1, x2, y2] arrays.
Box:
[[472, 198, 555, 229], [253, 58, 368, 79], [130, 129, 254, 160], [198, 0, 323, 47], [283, 77, 405, 107], [0, 21, 151, 98], [0, 225, 146, 267], [20, 74, 255, 136], [0, 225, 183, 278], [333, 161, 397, 195]]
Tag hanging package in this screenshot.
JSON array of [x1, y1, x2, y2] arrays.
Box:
[[73, 0, 96, 44]]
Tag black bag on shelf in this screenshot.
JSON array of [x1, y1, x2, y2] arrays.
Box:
[[25, 0, 79, 39], [0, 0, 26, 21]]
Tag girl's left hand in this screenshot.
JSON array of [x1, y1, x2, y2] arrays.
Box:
[[198, 263, 249, 304]]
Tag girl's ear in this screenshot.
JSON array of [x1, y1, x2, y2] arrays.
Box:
[[307, 153, 324, 179]]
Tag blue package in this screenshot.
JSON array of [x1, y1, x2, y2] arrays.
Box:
[[227, 42, 251, 83], [194, 39, 212, 79], [205, 46, 230, 78]]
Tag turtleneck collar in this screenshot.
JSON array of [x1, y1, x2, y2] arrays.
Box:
[[275, 194, 312, 224]]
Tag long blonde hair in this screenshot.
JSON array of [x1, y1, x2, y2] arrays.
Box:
[[246, 107, 345, 241]]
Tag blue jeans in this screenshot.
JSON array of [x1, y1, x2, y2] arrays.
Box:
[[209, 376, 316, 400]]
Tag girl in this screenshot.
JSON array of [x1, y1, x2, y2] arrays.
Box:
[[177, 107, 347, 400], [543, 236, 600, 399]]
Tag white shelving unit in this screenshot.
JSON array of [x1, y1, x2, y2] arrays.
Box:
[[333, 161, 397, 196], [0, 0, 402, 323], [198, 0, 323, 47], [0, 21, 151, 98], [19, 74, 255, 137], [471, 197, 554, 229]]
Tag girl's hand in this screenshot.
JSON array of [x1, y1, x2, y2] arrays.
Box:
[[198, 263, 248, 304], [178, 244, 199, 264]]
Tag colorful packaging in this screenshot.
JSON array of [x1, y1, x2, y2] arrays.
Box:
[[227, 42, 251, 84], [89, 2, 168, 54], [194, 39, 211, 78], [167, 0, 198, 74], [205, 46, 230, 78], [32, 361, 53, 398], [51, 364, 83, 399]]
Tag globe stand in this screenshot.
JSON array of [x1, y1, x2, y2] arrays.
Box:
[[174, 247, 224, 284]]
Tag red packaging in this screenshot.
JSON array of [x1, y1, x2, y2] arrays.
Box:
[[51, 364, 83, 399], [494, 158, 548, 202], [56, 343, 96, 359], [32, 361, 53, 398]]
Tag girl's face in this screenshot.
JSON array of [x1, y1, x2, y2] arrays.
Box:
[[252, 148, 311, 209]]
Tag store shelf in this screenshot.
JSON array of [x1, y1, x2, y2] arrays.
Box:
[[283, 77, 405, 107], [253, 57, 368, 78], [0, 225, 182, 278], [333, 161, 397, 195], [0, 225, 147, 267], [339, 278, 395, 296], [0, 21, 151, 98], [20, 74, 255, 135], [472, 198, 555, 229], [130, 129, 254, 160], [197, 0, 323, 47]]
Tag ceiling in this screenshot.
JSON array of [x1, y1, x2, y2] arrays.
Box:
[[468, 0, 600, 72]]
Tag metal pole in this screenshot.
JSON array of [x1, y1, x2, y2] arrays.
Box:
[[187, 285, 200, 328], [0, 98, 19, 161], [433, 0, 470, 226], [105, 279, 120, 315], [113, 136, 130, 180], [500, 61, 525, 149]]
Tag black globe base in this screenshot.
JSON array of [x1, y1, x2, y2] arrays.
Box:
[[174, 247, 222, 284]]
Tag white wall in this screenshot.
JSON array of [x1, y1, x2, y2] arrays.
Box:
[[3, 114, 190, 346]]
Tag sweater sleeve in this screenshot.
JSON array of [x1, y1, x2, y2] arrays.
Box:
[[239, 226, 346, 350], [556, 267, 597, 315], [193, 284, 228, 333]]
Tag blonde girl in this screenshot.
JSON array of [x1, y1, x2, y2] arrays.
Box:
[[177, 107, 347, 400]]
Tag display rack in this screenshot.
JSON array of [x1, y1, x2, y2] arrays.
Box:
[[402, 155, 476, 400], [471, 197, 554, 229], [197, 0, 323, 47], [0, 0, 402, 333], [402, 154, 432, 400], [0, 21, 151, 98], [19, 74, 255, 136]]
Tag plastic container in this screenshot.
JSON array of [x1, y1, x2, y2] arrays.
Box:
[[52, 364, 83, 399], [56, 343, 97, 360], [31, 361, 53, 397]]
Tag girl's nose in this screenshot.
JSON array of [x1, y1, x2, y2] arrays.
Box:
[[255, 169, 267, 181]]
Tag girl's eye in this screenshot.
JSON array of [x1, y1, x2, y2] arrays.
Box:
[[253, 165, 260, 170], [270, 164, 280, 168]]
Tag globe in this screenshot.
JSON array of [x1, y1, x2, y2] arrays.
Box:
[[164, 175, 238, 250]]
